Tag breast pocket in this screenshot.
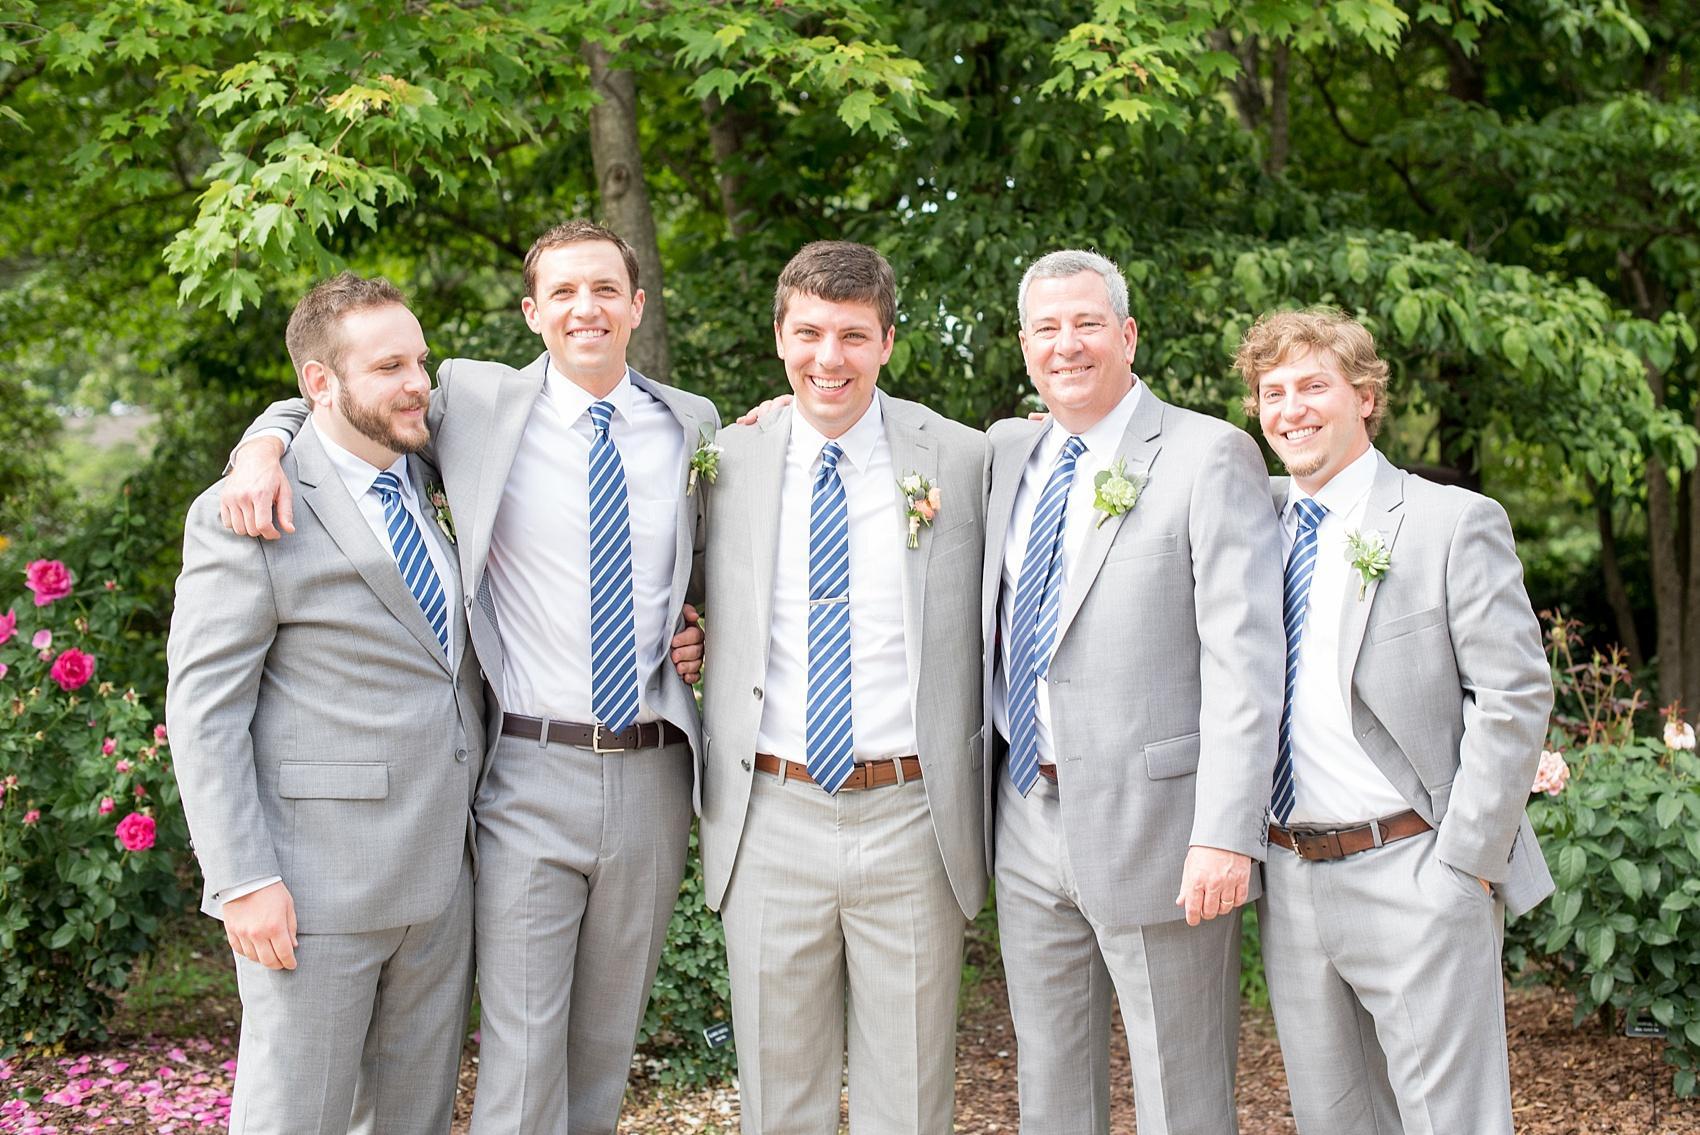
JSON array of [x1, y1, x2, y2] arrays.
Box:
[[1104, 533, 1179, 565], [1369, 605, 1445, 644]]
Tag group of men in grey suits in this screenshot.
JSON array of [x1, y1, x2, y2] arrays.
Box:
[[167, 220, 1551, 1134]]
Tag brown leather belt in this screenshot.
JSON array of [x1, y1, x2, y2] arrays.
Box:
[[502, 714, 687, 753], [1268, 809, 1431, 862], [1037, 764, 1058, 783], [753, 753, 923, 790]]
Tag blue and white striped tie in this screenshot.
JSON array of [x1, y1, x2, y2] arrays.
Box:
[[805, 441, 854, 794], [587, 400, 640, 736], [371, 471, 450, 658], [1006, 435, 1087, 796], [1272, 497, 1329, 825]]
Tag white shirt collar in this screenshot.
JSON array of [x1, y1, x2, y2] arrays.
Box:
[[791, 394, 886, 474], [317, 429, 413, 505], [545, 360, 637, 428], [1285, 445, 1377, 522], [1044, 378, 1143, 456]]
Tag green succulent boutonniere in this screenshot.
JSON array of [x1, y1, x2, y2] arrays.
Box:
[[1345, 530, 1391, 599], [426, 483, 456, 544], [1092, 460, 1146, 528], [687, 429, 723, 495]]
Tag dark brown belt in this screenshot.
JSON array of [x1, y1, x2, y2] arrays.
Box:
[[1037, 764, 1058, 783], [1268, 809, 1431, 862], [753, 753, 923, 790], [502, 714, 687, 753]]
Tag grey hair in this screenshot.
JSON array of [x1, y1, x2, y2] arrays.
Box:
[[1017, 249, 1130, 328]]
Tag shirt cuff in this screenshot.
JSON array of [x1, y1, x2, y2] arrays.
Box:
[[213, 875, 282, 908]]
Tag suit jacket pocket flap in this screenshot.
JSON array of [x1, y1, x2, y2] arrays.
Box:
[[278, 761, 389, 800], [1105, 532, 1179, 564], [1369, 604, 1445, 644], [1144, 731, 1200, 779]]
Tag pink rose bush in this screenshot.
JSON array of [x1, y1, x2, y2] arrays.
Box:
[[24, 559, 73, 606], [0, 539, 187, 1046]]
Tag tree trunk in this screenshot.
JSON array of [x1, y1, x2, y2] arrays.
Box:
[[703, 92, 752, 239], [1589, 477, 1644, 667], [1267, 42, 1290, 177], [584, 42, 671, 385]]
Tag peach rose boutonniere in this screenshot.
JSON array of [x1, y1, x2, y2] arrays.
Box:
[[898, 472, 941, 550], [425, 482, 456, 544]]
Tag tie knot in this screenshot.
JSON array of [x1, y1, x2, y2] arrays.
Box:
[[588, 400, 615, 435], [371, 470, 403, 502], [1294, 497, 1327, 533], [1060, 435, 1087, 462], [819, 440, 844, 472]]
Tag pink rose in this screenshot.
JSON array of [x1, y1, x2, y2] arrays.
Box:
[[0, 663, 8, 680], [31, 629, 50, 650], [0, 608, 14, 644], [115, 759, 132, 774], [49, 648, 95, 692], [22, 809, 39, 826], [115, 811, 155, 851], [153, 723, 168, 743], [1532, 750, 1570, 797], [101, 737, 116, 755], [104, 580, 117, 591], [134, 783, 147, 797], [24, 560, 73, 606], [98, 796, 115, 815], [915, 499, 937, 521]]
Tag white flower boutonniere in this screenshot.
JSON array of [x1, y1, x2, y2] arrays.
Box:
[[898, 472, 941, 549], [426, 482, 456, 544], [1092, 460, 1146, 528], [1345, 530, 1391, 599], [688, 428, 723, 495]]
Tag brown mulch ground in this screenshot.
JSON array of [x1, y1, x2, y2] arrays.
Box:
[[6, 962, 1696, 1132]]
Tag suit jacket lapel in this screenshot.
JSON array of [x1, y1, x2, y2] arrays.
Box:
[[745, 407, 792, 651], [295, 426, 454, 674], [458, 352, 545, 588], [983, 421, 1046, 650], [631, 368, 714, 625], [1338, 450, 1407, 704], [881, 393, 935, 714], [1054, 391, 1164, 646]]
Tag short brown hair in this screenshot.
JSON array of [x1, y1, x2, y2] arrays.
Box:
[[1233, 307, 1390, 438], [523, 220, 641, 299], [284, 271, 409, 397], [773, 241, 897, 333]]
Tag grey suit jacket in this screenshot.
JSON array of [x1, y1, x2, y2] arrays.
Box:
[[698, 392, 991, 918], [167, 423, 485, 934], [243, 351, 721, 798], [981, 387, 1287, 929], [1271, 452, 1555, 917]]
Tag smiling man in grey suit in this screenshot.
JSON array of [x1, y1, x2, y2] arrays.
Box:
[[699, 241, 987, 1134], [221, 221, 719, 1134], [169, 273, 483, 1132], [1238, 308, 1552, 1135], [984, 249, 1285, 1134]]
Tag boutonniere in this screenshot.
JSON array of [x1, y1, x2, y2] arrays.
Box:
[[1092, 460, 1146, 528], [1345, 530, 1391, 599], [898, 472, 941, 549], [426, 482, 456, 544], [687, 428, 722, 495]]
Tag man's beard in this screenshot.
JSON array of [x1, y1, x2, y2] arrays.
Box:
[[338, 383, 429, 455]]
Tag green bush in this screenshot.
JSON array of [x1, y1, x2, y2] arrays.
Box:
[[637, 825, 736, 1085], [1505, 738, 1700, 1097], [0, 514, 189, 1050]]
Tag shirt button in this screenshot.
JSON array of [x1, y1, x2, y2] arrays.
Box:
[[740, 758, 751, 772], [752, 687, 763, 700]]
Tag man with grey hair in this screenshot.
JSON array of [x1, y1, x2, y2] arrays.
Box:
[[982, 248, 1285, 1132]]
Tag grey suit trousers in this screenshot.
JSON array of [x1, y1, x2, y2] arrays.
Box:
[[1260, 829, 1512, 1135], [230, 860, 474, 1135], [469, 733, 694, 1135], [995, 773, 1240, 1135]]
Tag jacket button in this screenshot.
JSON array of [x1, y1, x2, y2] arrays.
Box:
[[455, 749, 468, 763], [753, 686, 763, 700], [740, 758, 751, 771], [463, 595, 473, 609]]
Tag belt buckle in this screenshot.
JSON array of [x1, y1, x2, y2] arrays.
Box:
[[592, 724, 628, 754], [1293, 830, 1343, 861]]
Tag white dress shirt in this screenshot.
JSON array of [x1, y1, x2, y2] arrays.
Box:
[[487, 363, 685, 723], [992, 381, 1144, 766], [755, 400, 918, 762], [218, 433, 461, 909], [1283, 446, 1408, 825]]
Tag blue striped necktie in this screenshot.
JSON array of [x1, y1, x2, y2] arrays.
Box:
[[1006, 435, 1087, 795], [1272, 496, 1329, 824], [371, 471, 450, 658], [587, 400, 640, 735], [805, 441, 854, 794]]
